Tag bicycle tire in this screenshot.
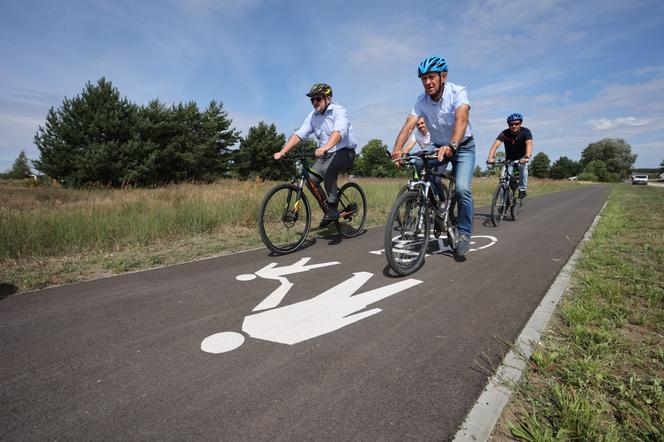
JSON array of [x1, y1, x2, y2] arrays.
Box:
[[258, 183, 311, 254], [393, 184, 410, 228], [510, 193, 523, 221], [491, 183, 508, 227], [384, 190, 430, 276], [447, 195, 460, 251], [336, 182, 367, 238]]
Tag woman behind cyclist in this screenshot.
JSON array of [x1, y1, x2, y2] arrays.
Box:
[[274, 83, 357, 226]]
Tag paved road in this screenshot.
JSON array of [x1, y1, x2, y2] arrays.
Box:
[[1, 185, 608, 441]]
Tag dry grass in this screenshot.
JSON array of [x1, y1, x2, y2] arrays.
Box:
[[1, 177, 584, 293]]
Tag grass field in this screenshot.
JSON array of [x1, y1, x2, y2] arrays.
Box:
[[492, 184, 664, 440], [1, 177, 582, 293]]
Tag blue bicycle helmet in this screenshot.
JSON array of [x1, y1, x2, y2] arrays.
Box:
[[417, 56, 448, 77], [507, 113, 523, 123]]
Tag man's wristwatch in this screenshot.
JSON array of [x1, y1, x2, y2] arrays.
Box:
[[449, 140, 459, 152]]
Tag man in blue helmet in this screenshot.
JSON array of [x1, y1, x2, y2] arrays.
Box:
[[274, 83, 357, 226], [391, 56, 475, 257], [486, 113, 533, 198]]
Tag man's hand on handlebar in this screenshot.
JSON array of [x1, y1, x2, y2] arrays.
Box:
[[437, 146, 454, 161], [274, 151, 284, 160]]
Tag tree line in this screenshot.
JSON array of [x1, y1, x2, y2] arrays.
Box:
[[526, 138, 642, 182], [2, 78, 655, 186]]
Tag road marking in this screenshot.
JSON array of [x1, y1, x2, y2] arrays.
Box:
[[201, 260, 422, 354], [370, 234, 498, 256]]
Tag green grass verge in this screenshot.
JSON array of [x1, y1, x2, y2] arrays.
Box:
[[493, 184, 664, 441]]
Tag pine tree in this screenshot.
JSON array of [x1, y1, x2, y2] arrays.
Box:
[[530, 152, 550, 178], [232, 122, 288, 180], [33, 78, 139, 186], [6, 150, 32, 179]]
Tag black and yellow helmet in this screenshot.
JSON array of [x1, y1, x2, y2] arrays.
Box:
[[306, 83, 333, 97]]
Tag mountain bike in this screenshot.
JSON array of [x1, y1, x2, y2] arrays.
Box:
[[487, 159, 524, 226], [384, 151, 459, 276], [258, 153, 367, 254]]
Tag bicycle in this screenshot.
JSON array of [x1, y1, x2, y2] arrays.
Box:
[[487, 159, 524, 226], [384, 151, 460, 276], [258, 153, 367, 254]]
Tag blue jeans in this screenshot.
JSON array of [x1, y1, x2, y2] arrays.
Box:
[[517, 162, 528, 190], [435, 141, 476, 236], [503, 162, 528, 190]]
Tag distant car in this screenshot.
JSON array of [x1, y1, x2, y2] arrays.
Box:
[[568, 176, 577, 181], [631, 175, 648, 185]]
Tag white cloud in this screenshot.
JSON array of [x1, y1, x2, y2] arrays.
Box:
[[589, 117, 649, 131]]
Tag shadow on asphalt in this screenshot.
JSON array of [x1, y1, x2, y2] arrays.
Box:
[[0, 283, 19, 300]]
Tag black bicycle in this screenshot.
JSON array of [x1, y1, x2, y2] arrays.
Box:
[[384, 151, 459, 276], [258, 154, 367, 254], [487, 159, 524, 226]]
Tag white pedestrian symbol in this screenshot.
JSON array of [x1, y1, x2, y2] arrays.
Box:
[[201, 258, 422, 354]]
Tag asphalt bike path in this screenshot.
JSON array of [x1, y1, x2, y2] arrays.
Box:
[[0, 185, 608, 441]]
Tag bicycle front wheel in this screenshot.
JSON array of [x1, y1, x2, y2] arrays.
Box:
[[491, 184, 508, 227], [384, 190, 430, 276], [258, 183, 311, 254], [336, 182, 367, 238], [510, 193, 523, 221]]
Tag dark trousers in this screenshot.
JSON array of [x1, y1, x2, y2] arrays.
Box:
[[311, 149, 356, 205]]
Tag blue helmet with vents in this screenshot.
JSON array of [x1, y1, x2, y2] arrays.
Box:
[[417, 56, 448, 77], [507, 113, 523, 123]]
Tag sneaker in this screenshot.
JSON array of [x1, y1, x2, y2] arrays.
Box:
[[323, 206, 339, 221], [519, 190, 527, 199], [456, 234, 471, 256], [318, 218, 333, 228]]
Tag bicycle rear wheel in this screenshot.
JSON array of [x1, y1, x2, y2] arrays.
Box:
[[384, 190, 430, 276], [258, 183, 311, 254], [510, 193, 523, 221], [336, 182, 367, 238], [491, 184, 508, 227]]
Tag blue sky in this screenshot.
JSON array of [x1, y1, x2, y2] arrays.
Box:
[[1, 0, 663, 173]]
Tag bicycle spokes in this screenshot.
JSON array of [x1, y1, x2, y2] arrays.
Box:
[[384, 192, 430, 276]]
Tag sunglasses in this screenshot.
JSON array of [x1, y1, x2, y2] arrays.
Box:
[[509, 122, 522, 127], [310, 96, 325, 104]]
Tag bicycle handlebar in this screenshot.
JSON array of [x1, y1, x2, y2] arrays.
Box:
[[392, 150, 439, 164], [486, 159, 521, 167]]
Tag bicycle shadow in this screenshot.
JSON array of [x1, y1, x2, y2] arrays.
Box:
[[0, 283, 19, 301], [475, 211, 494, 228], [318, 227, 368, 246], [265, 238, 317, 257]]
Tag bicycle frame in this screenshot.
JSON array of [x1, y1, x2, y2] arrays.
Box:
[[291, 155, 356, 220], [487, 159, 523, 225], [497, 160, 520, 190], [399, 152, 457, 239]]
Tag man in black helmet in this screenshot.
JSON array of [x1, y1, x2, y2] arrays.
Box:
[[274, 83, 357, 225]]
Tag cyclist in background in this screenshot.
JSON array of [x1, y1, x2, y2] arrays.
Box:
[[486, 113, 533, 198], [274, 83, 357, 225], [391, 55, 475, 257]]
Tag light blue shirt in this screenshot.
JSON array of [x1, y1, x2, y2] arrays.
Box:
[[295, 102, 357, 153], [411, 81, 473, 146]]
